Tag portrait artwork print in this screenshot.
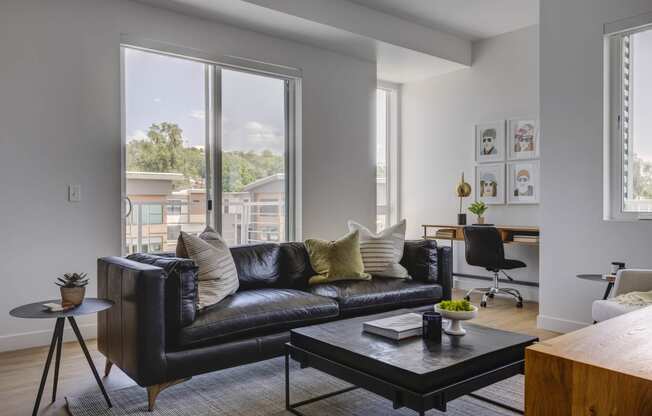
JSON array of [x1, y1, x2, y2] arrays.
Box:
[[476, 122, 505, 163], [508, 161, 539, 204], [508, 119, 539, 160], [475, 163, 505, 205]]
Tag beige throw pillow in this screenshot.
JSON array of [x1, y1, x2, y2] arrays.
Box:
[[347, 219, 409, 278], [177, 227, 239, 309]]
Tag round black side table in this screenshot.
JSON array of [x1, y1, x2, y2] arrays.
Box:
[[576, 274, 616, 300], [9, 298, 114, 416]]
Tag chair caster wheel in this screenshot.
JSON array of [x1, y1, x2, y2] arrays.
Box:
[[516, 301, 523, 308], [480, 301, 487, 308], [488, 293, 494, 299], [464, 295, 470, 301]]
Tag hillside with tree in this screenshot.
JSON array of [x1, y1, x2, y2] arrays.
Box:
[[127, 122, 283, 192]]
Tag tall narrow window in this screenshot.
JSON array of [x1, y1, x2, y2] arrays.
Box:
[[605, 21, 652, 219], [123, 47, 297, 253], [376, 85, 399, 231]]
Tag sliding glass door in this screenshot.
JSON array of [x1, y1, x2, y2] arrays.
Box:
[[122, 47, 295, 254]]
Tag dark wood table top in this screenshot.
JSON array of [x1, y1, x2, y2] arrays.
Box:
[[9, 298, 113, 319], [290, 309, 537, 393]]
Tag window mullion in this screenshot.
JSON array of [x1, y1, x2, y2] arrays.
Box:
[[212, 66, 223, 232]]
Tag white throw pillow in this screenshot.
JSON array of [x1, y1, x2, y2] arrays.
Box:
[[347, 219, 409, 279], [178, 227, 239, 309]]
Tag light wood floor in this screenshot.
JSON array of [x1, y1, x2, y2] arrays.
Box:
[[0, 289, 558, 415]]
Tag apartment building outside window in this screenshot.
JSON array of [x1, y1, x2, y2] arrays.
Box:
[[605, 18, 652, 220]]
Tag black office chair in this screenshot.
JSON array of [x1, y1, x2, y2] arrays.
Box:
[[462, 226, 526, 308]]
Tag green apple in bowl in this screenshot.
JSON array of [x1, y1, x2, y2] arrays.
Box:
[[434, 300, 478, 336]]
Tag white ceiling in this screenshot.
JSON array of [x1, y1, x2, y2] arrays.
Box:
[[350, 0, 539, 41]]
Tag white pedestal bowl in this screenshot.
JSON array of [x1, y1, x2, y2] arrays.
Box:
[[434, 304, 478, 336]]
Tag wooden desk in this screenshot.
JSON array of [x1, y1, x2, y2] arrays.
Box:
[[525, 306, 652, 415], [422, 224, 540, 246]]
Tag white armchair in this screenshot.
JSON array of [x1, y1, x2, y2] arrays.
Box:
[[592, 269, 652, 322]]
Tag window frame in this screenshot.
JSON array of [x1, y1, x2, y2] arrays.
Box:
[[604, 13, 652, 221], [376, 81, 401, 231], [120, 38, 302, 254]]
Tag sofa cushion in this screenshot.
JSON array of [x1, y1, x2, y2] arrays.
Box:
[[309, 277, 442, 317], [231, 244, 281, 290], [401, 240, 439, 283], [177, 288, 339, 348], [279, 242, 315, 290]]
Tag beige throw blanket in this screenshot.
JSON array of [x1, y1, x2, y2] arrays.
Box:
[[614, 290, 652, 306]]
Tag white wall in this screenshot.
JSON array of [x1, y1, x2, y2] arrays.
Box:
[[401, 26, 540, 300], [539, 0, 652, 332], [0, 0, 376, 351]]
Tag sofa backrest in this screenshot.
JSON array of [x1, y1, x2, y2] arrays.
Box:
[[230, 243, 282, 290], [230, 242, 315, 290]]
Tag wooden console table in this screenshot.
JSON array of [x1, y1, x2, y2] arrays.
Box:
[[525, 306, 652, 415]]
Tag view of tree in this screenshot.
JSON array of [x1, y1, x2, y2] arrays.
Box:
[[632, 155, 652, 199], [127, 122, 283, 192]]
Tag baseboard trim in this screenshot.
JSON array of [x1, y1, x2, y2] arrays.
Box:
[[0, 323, 97, 353], [454, 277, 539, 302], [537, 314, 589, 333]]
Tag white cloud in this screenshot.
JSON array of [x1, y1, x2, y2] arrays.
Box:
[[189, 110, 205, 120], [245, 121, 282, 144], [153, 97, 161, 103], [127, 129, 148, 143]]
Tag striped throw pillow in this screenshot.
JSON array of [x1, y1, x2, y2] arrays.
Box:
[[178, 227, 239, 309], [347, 219, 409, 279]]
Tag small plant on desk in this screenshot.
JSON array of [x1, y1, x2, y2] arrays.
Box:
[[468, 201, 488, 224]]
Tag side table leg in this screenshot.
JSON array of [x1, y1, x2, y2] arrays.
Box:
[[32, 318, 64, 416], [51, 318, 64, 403], [602, 282, 614, 300], [68, 317, 112, 408]]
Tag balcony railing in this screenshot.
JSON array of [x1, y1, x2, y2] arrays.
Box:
[[126, 196, 284, 254]]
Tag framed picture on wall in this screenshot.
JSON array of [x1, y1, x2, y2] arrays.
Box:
[[508, 119, 539, 160], [475, 163, 505, 205], [507, 161, 540, 204], [475, 121, 506, 163]]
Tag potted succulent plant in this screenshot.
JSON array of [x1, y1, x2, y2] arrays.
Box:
[[468, 201, 488, 224], [434, 300, 478, 336], [56, 273, 89, 307]]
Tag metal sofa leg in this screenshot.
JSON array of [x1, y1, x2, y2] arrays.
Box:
[[146, 378, 191, 411]]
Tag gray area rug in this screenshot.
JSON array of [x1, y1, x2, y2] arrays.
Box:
[[67, 357, 523, 415]]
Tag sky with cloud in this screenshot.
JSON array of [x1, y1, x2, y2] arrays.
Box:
[[633, 29, 652, 162], [124, 48, 285, 155]]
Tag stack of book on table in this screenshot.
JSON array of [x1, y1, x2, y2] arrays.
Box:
[[512, 234, 539, 243], [363, 313, 424, 340], [435, 228, 457, 239]]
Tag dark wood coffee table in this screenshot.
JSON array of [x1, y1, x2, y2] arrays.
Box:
[[285, 309, 537, 415]]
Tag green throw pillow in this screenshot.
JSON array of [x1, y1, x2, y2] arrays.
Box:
[[305, 230, 371, 285]]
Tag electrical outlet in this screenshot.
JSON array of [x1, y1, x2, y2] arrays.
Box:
[[68, 184, 81, 202]]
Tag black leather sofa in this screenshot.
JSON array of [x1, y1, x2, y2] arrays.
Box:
[[97, 240, 451, 410]]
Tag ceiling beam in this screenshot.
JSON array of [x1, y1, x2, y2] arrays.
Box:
[[240, 0, 471, 66]]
